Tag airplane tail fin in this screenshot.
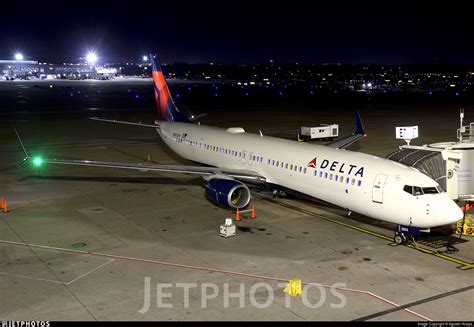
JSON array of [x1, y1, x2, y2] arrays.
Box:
[[150, 54, 190, 123], [354, 110, 366, 136]]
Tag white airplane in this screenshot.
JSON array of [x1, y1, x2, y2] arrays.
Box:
[[16, 54, 463, 245]]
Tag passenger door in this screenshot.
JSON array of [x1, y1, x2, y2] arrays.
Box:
[[372, 174, 388, 203]]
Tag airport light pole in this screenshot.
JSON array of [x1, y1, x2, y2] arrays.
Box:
[[15, 53, 23, 79], [86, 52, 98, 79]]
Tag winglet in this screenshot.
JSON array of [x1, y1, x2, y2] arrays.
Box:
[[354, 110, 366, 136], [11, 125, 30, 167]]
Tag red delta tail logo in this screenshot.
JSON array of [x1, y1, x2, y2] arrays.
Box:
[[307, 157, 317, 168], [152, 69, 170, 120]]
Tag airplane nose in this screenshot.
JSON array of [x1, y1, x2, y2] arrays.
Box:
[[437, 200, 463, 226]]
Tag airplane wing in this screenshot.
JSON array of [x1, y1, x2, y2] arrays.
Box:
[[325, 110, 366, 149], [25, 157, 267, 183], [12, 125, 265, 185]]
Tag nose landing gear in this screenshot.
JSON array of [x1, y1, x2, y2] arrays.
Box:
[[394, 231, 408, 245], [393, 221, 426, 245]]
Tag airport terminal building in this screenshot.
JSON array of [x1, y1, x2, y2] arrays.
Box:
[[0, 59, 101, 80]]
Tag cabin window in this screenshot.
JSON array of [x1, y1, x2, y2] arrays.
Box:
[[268, 159, 271, 164], [303, 168, 307, 174], [320, 171, 323, 177], [346, 177, 350, 184], [329, 173, 333, 180], [324, 172, 328, 178], [335, 175, 339, 181], [294, 165, 298, 171], [272, 160, 275, 165], [285, 163, 288, 169], [340, 177, 344, 183], [314, 170, 317, 176], [351, 178, 355, 185], [290, 164, 293, 170], [276, 161, 279, 166], [358, 180, 362, 187]]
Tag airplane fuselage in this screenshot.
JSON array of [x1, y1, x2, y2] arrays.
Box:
[[158, 121, 462, 229]]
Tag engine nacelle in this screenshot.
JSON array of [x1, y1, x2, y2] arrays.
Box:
[[205, 178, 251, 209]]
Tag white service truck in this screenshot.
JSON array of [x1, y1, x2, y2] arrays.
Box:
[[299, 124, 339, 141]]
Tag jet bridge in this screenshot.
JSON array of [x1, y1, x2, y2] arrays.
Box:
[[386, 146, 461, 199], [387, 109, 474, 202]]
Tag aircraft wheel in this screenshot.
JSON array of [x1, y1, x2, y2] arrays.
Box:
[[394, 232, 406, 245]]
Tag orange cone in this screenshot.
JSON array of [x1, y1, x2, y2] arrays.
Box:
[[235, 208, 241, 222], [0, 197, 3, 210], [147, 154, 151, 161], [251, 205, 256, 219], [3, 199, 8, 213]]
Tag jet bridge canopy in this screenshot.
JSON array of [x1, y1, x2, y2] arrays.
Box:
[[386, 148, 447, 191]]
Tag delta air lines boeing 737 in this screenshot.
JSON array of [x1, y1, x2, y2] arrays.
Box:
[[16, 54, 463, 244]]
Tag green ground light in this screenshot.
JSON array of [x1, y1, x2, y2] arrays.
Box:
[[33, 156, 43, 167]]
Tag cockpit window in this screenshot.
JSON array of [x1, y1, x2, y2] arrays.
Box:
[[422, 187, 439, 194], [403, 185, 440, 196], [413, 186, 423, 196], [403, 185, 413, 195]]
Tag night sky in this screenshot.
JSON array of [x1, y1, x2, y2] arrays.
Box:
[[0, 1, 472, 64]]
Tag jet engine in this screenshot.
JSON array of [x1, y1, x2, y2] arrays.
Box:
[[205, 178, 251, 209]]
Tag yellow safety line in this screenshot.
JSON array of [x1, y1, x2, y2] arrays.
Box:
[[254, 194, 473, 270]]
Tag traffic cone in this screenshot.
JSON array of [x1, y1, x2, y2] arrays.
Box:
[[0, 197, 4, 210], [251, 205, 256, 219], [235, 208, 241, 222], [3, 199, 8, 213], [147, 154, 151, 162]]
